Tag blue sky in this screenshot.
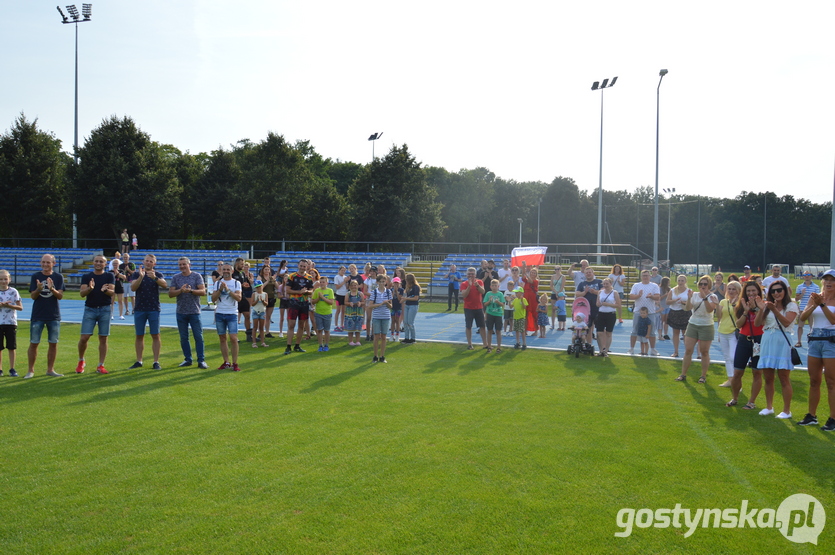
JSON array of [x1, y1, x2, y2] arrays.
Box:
[[3, 1, 834, 204]]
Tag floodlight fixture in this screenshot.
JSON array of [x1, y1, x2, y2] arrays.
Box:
[[82, 3, 91, 20], [66, 4, 79, 20], [591, 75, 618, 263], [56, 6, 68, 22], [368, 132, 383, 160], [659, 69, 668, 77]]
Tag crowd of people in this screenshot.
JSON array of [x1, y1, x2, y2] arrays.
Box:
[[2, 252, 835, 432]]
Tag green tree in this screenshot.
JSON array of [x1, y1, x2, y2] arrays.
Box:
[[0, 114, 71, 241], [348, 144, 444, 245], [73, 116, 182, 247]]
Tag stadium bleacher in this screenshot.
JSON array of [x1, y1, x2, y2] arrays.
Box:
[[0, 248, 98, 283], [269, 251, 412, 277]]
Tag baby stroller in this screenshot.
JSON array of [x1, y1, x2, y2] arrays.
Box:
[[567, 297, 595, 357]]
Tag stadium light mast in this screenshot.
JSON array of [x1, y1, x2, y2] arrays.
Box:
[[663, 187, 675, 267], [517, 218, 523, 248], [591, 76, 617, 264], [57, 4, 92, 248], [368, 132, 383, 161], [652, 69, 668, 268]]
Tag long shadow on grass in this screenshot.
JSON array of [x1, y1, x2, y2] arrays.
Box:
[[669, 370, 835, 491], [625, 357, 670, 381], [300, 365, 371, 393], [418, 343, 491, 375], [563, 354, 621, 380]]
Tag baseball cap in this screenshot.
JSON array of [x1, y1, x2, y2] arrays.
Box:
[[822, 269, 835, 280], [743, 265, 751, 269], [253, 280, 263, 288], [392, 277, 401, 283], [514, 287, 524, 293]]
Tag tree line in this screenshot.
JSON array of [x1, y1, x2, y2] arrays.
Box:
[[1, 113, 831, 269]]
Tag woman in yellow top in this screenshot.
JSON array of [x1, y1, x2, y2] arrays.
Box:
[[716, 280, 742, 387]]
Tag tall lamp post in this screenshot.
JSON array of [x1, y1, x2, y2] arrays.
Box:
[[517, 218, 523, 248], [652, 69, 668, 268], [592, 76, 617, 264], [536, 197, 542, 245], [368, 132, 383, 161], [663, 187, 675, 268], [57, 4, 92, 249]]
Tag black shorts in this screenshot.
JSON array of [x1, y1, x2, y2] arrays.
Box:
[[267, 297, 277, 308], [0, 325, 17, 351], [288, 307, 309, 321], [238, 299, 250, 313], [279, 298, 289, 309], [114, 280, 124, 295], [464, 308, 486, 329], [335, 294, 345, 306], [595, 312, 616, 333], [734, 334, 761, 370], [485, 314, 503, 333]]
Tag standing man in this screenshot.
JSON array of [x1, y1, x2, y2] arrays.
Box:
[[460, 267, 487, 350], [129, 254, 167, 370], [649, 267, 662, 286], [762, 264, 792, 295], [76, 254, 115, 374], [169, 257, 208, 369], [497, 260, 513, 292], [25, 254, 64, 379], [576, 267, 603, 344], [628, 270, 661, 356], [284, 260, 315, 355], [740, 265, 752, 283], [211, 263, 242, 371]]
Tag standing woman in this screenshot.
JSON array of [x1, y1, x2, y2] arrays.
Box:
[[797, 270, 835, 429], [445, 264, 461, 311], [716, 280, 742, 387], [550, 266, 566, 331], [333, 265, 349, 332], [675, 276, 719, 383], [595, 278, 621, 357], [755, 282, 799, 418], [260, 265, 277, 338], [608, 264, 626, 324], [395, 267, 407, 332], [666, 274, 691, 357], [726, 281, 765, 409], [402, 273, 421, 344], [712, 272, 726, 302], [521, 262, 539, 335], [659, 276, 671, 341]]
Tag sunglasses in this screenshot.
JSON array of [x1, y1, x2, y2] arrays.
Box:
[[771, 288, 785, 293], [698, 282, 710, 287]]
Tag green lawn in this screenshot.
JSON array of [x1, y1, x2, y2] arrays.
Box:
[[1, 324, 832, 554]]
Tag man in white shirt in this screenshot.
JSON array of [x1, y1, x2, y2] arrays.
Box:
[[628, 270, 661, 356], [498, 260, 513, 292], [762, 264, 791, 296], [211, 264, 242, 371]]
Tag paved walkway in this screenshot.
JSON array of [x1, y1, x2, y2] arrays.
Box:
[[27, 300, 810, 369]]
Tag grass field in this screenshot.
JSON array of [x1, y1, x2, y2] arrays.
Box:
[[2, 323, 833, 554]]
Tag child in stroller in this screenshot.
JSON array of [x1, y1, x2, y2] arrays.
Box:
[[567, 297, 595, 356]]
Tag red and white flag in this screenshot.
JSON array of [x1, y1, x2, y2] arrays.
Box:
[[511, 246, 546, 267]]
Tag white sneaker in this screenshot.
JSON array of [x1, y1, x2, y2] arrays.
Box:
[[627, 349, 635, 355], [119, 315, 125, 320], [23, 371, 35, 379], [650, 349, 659, 356], [759, 408, 775, 416], [776, 412, 792, 419]]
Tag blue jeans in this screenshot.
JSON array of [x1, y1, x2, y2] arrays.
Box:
[[176, 312, 204, 363], [404, 304, 418, 340]]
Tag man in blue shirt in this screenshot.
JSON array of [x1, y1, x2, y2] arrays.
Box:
[[25, 254, 65, 379]]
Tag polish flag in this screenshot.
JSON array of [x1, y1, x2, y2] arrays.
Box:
[[511, 246, 546, 267]]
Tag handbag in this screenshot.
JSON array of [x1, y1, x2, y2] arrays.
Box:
[[776, 320, 802, 366]]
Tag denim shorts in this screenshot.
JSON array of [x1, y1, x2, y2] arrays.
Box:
[[315, 313, 332, 332], [215, 313, 238, 336], [808, 328, 835, 359], [372, 318, 390, 335], [30, 320, 60, 344], [133, 310, 161, 336], [344, 315, 364, 332], [81, 306, 112, 336], [252, 310, 266, 321]]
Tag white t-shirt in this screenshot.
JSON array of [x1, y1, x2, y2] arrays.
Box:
[[214, 279, 242, 314], [608, 273, 625, 294], [668, 288, 690, 311], [810, 304, 835, 330], [597, 289, 619, 313], [334, 273, 349, 296], [688, 292, 719, 326], [498, 268, 512, 291], [762, 276, 791, 295], [763, 302, 799, 332], [630, 282, 660, 314], [0, 287, 21, 326]]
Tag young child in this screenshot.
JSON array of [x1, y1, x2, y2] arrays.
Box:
[[537, 293, 549, 338], [512, 287, 529, 350], [368, 274, 392, 363], [311, 276, 335, 352], [635, 306, 653, 355], [344, 280, 364, 346], [571, 312, 588, 333], [389, 276, 404, 342], [503, 280, 516, 336], [249, 280, 269, 348], [483, 279, 505, 353], [0, 270, 23, 377]]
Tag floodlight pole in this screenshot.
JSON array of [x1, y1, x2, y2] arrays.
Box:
[[592, 76, 617, 264], [59, 5, 92, 248], [652, 69, 668, 268], [517, 218, 523, 247], [663, 188, 675, 269], [537, 198, 541, 245], [368, 132, 383, 161]]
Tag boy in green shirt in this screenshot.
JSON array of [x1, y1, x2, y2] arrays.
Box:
[[483, 279, 505, 353], [311, 276, 335, 352], [512, 287, 529, 350]]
